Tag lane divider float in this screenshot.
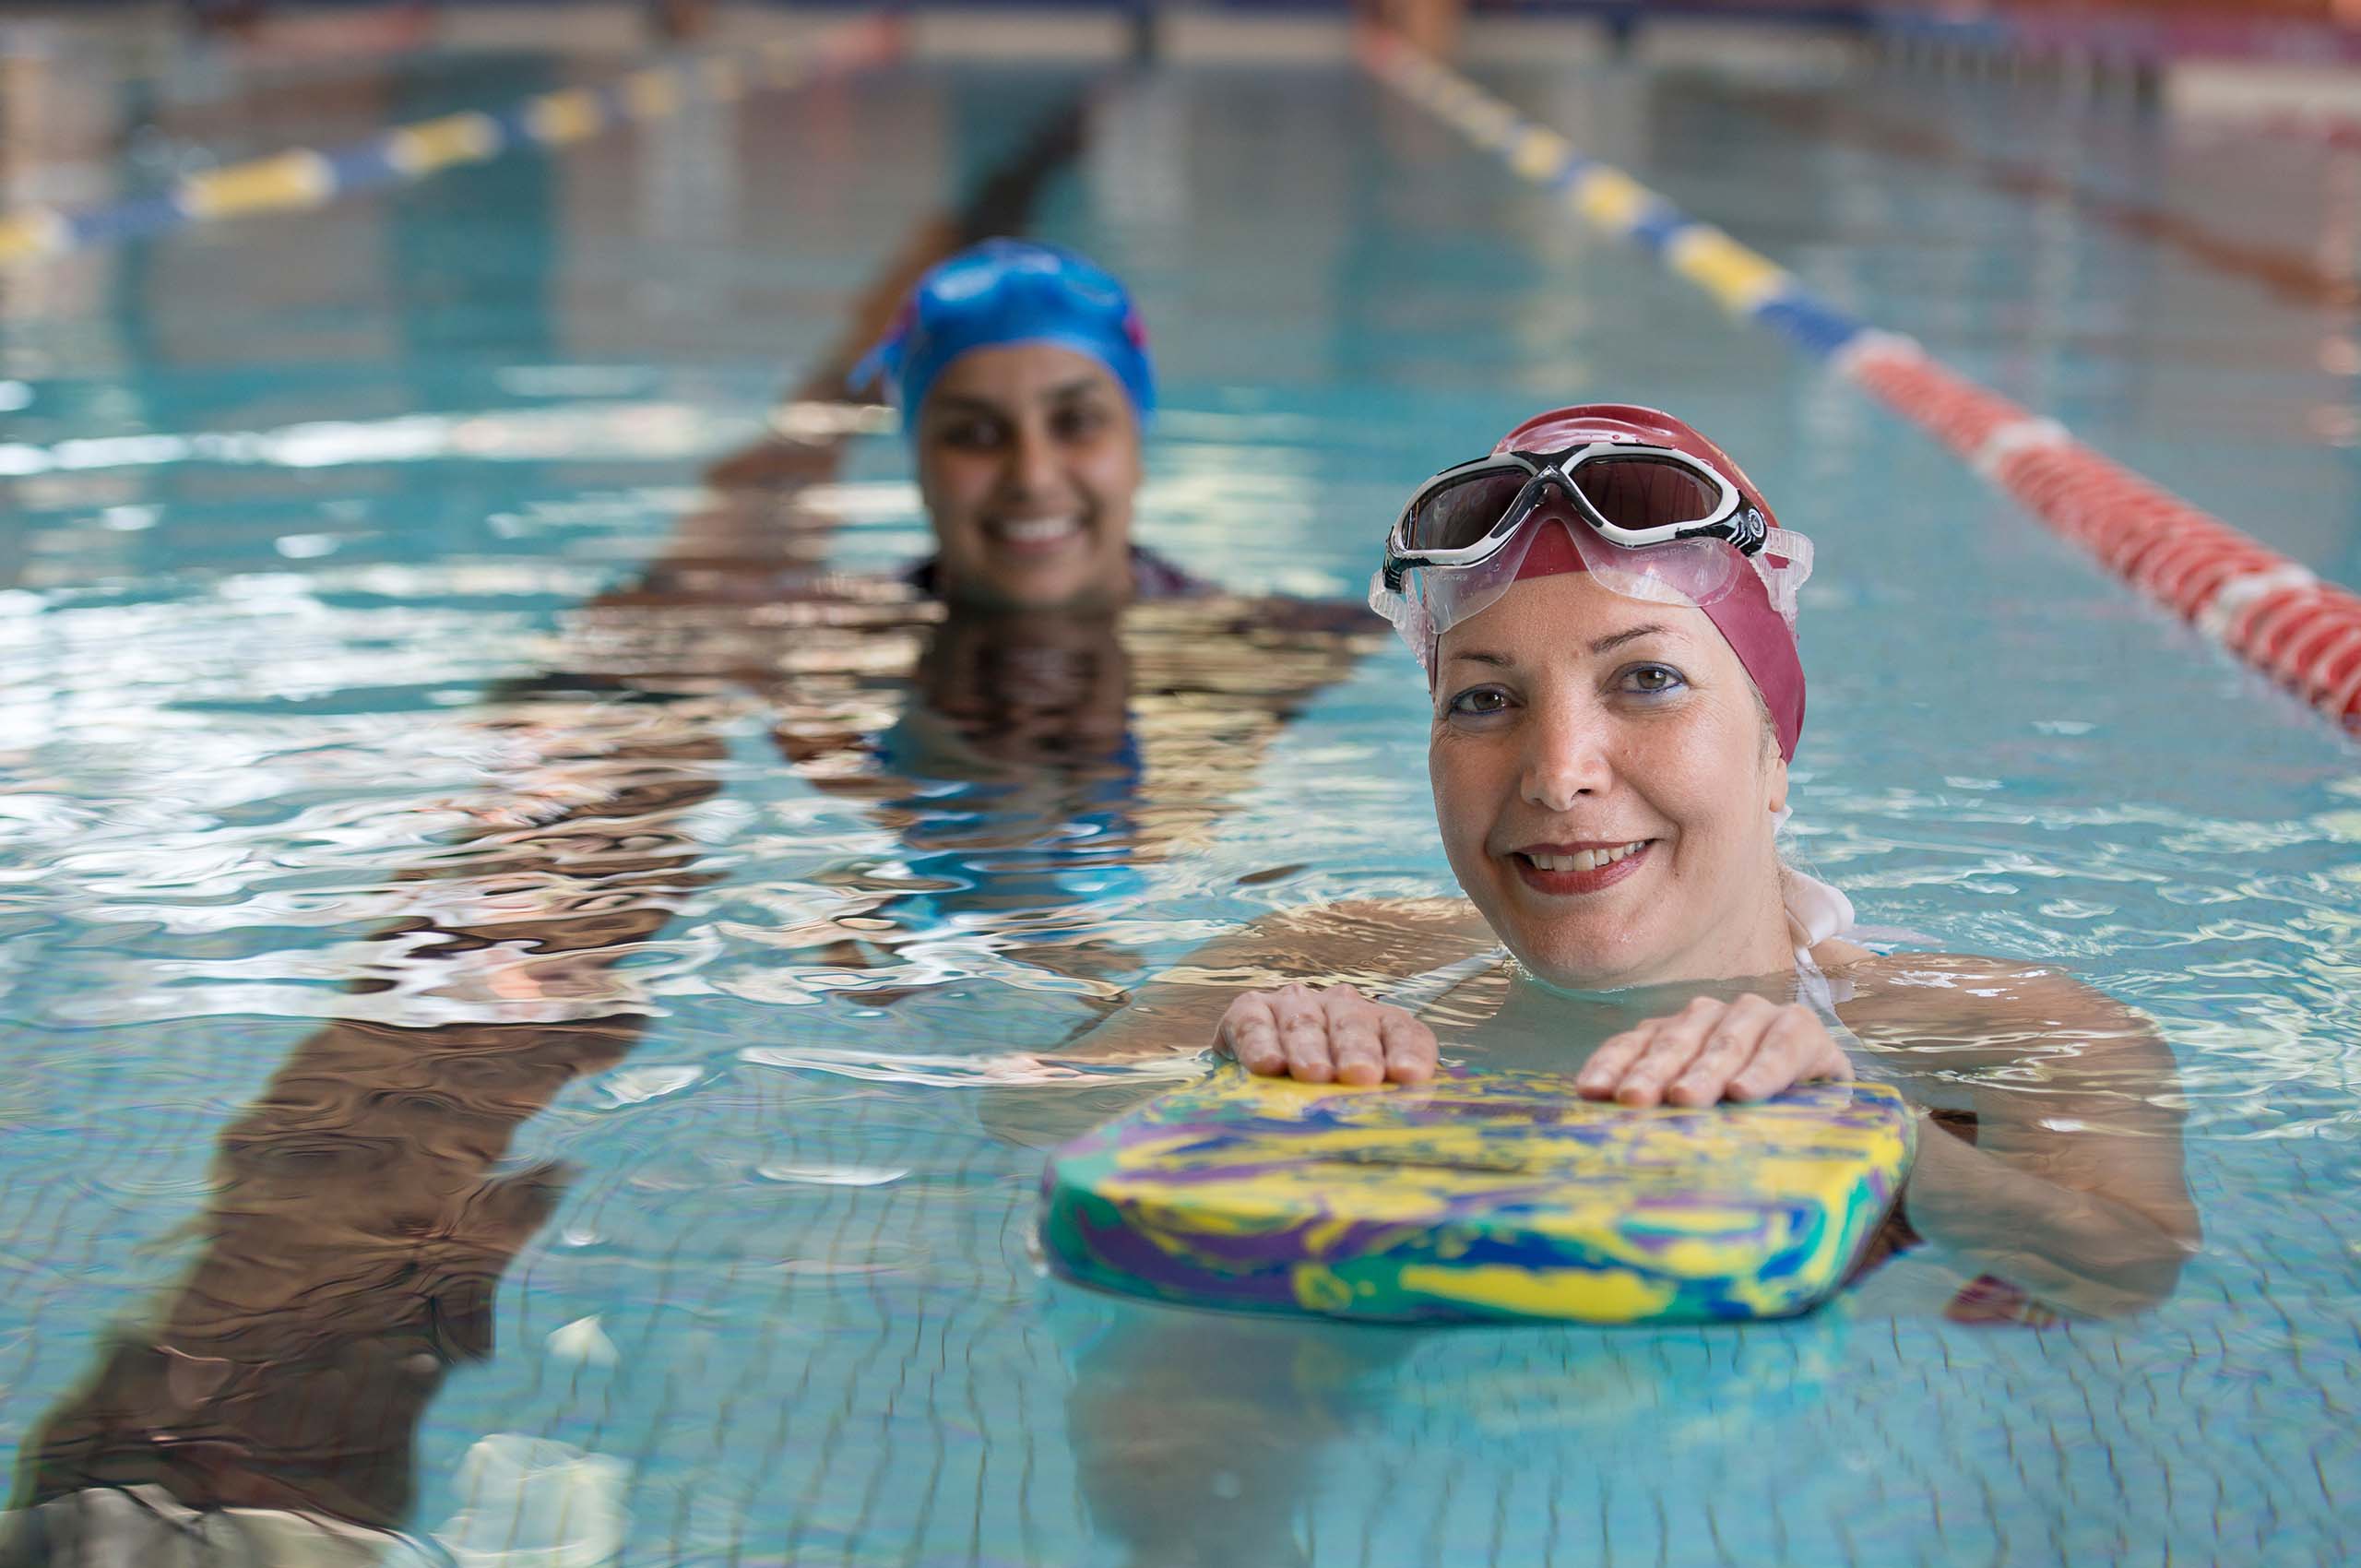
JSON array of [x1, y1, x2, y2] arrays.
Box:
[[1360, 30, 2361, 742], [0, 17, 902, 268]]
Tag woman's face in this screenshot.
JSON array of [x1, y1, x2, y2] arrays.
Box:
[[914, 343, 1144, 612], [1428, 566, 1793, 990]]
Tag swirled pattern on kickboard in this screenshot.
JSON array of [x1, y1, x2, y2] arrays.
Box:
[[1038, 1065, 1915, 1324]]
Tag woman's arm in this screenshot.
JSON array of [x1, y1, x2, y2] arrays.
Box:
[[1053, 897, 1496, 1062], [1833, 952, 2201, 1316], [975, 898, 1492, 1149]]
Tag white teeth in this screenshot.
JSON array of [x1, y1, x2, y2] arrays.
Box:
[[1526, 840, 1647, 873], [993, 515, 1081, 544]]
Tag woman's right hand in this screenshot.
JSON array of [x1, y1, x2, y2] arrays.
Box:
[[1214, 982, 1439, 1086]]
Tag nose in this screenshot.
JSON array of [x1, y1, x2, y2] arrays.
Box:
[[1002, 418, 1063, 504], [1520, 695, 1614, 813]]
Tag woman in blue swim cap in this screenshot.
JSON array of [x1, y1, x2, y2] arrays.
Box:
[[860, 238, 1196, 612]]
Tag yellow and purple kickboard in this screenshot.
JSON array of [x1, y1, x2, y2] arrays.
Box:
[[1039, 1066, 1914, 1324]]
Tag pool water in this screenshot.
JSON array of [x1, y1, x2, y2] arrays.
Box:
[[3, 20, 2359, 1566]]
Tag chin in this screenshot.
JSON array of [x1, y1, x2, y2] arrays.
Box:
[[1496, 915, 1659, 992]]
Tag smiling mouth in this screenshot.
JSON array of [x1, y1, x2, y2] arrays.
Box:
[[1519, 840, 1649, 873], [1510, 839, 1655, 893]]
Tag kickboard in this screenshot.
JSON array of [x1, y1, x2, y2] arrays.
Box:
[[1038, 1065, 1915, 1324]]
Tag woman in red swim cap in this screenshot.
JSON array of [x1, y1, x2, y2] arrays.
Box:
[[1057, 405, 2197, 1319]]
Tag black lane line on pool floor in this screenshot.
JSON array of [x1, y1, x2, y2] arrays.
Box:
[[0, 76, 1107, 1547]]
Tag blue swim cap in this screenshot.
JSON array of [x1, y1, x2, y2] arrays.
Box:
[[857, 239, 1156, 436]]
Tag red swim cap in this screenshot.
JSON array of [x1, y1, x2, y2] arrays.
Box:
[[1498, 405, 1807, 761]]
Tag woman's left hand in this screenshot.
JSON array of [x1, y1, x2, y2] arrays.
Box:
[[1576, 993, 1850, 1108]]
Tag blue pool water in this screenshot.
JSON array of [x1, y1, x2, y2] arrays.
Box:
[[3, 18, 2359, 1565]]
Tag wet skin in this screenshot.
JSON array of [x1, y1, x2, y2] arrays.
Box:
[[1428, 566, 1792, 992], [1202, 566, 1845, 1107]]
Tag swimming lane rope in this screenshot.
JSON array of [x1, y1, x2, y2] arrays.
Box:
[[0, 15, 903, 268], [1360, 29, 2361, 743]]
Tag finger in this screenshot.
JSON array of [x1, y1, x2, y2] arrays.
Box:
[[1377, 1010, 1440, 1084], [1271, 985, 1337, 1083], [1612, 997, 1726, 1107], [1325, 997, 1385, 1087], [1575, 1026, 1655, 1099], [1217, 993, 1287, 1076], [1726, 1005, 1841, 1101], [1807, 1028, 1854, 1084], [1666, 993, 1782, 1107]]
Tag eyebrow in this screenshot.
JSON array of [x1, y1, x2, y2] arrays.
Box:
[[1588, 623, 1672, 654], [924, 393, 1007, 420], [926, 379, 1110, 420], [1444, 623, 1675, 669]]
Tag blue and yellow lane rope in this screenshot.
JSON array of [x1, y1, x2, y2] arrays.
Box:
[[1364, 34, 1869, 358], [0, 18, 899, 268]]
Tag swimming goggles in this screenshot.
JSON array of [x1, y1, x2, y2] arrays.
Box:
[[1370, 442, 1811, 663], [1380, 442, 1774, 590]]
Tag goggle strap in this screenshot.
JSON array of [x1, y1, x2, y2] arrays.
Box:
[[1751, 527, 1814, 622]]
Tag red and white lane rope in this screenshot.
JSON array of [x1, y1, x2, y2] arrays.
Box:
[[1364, 30, 2361, 741]]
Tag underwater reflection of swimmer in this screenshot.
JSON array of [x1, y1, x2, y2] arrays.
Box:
[[773, 596, 1375, 986], [0, 582, 1383, 1560], [988, 403, 2203, 1568], [1062, 1302, 1403, 1568], [4, 202, 1378, 1562], [1021, 404, 2199, 1326]]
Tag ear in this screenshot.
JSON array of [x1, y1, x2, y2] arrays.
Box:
[[1765, 750, 1789, 818]]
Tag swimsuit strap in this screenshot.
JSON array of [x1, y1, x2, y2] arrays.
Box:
[[1785, 866, 1858, 1015]]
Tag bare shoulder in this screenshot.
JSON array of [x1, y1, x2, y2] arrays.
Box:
[[1808, 935, 1878, 969], [1828, 948, 2156, 1059], [1048, 897, 1495, 1068], [1157, 897, 1498, 992], [1276, 897, 1498, 944]]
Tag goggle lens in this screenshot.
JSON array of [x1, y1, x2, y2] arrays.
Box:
[[1404, 469, 1527, 553], [1401, 453, 1728, 556], [1569, 455, 1724, 534]]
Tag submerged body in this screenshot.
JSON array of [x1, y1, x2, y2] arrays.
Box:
[[1047, 405, 2199, 1324]]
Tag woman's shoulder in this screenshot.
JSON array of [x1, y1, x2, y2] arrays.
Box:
[[1824, 947, 2149, 1040], [1827, 947, 2087, 989], [1285, 897, 1499, 948], [1807, 935, 1878, 970], [1153, 897, 1496, 995]]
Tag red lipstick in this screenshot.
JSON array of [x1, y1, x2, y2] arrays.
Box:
[[1508, 839, 1654, 897]]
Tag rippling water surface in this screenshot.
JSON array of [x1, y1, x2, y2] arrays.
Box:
[[3, 22, 2359, 1567]]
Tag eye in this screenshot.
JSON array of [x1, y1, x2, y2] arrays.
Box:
[[1443, 684, 1515, 719], [1050, 402, 1112, 443], [932, 417, 1006, 452], [1617, 662, 1688, 697]]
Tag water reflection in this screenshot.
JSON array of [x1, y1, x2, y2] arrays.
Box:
[[1026, 959, 2198, 1565], [2, 525, 1376, 1563], [8, 28, 2361, 1568]]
